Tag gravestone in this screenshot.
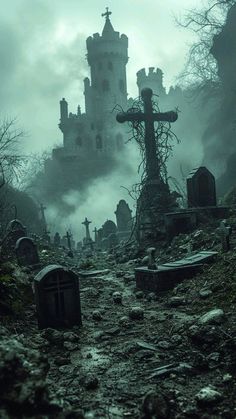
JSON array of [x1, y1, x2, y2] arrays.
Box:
[[54, 232, 61, 247], [15, 237, 39, 266], [102, 220, 117, 238], [187, 167, 216, 208], [34, 265, 82, 329], [115, 200, 132, 232], [108, 232, 119, 249], [3, 219, 27, 253], [164, 210, 197, 239]]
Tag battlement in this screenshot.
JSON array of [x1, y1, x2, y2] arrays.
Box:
[[137, 67, 166, 97], [137, 67, 163, 84]]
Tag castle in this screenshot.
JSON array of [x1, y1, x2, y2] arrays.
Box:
[[42, 9, 182, 199]]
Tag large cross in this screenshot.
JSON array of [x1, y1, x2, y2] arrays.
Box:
[[116, 88, 178, 181], [82, 217, 92, 240], [102, 7, 112, 20]]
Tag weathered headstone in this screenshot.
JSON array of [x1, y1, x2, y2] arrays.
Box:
[[102, 220, 117, 238], [34, 265, 82, 329], [15, 237, 39, 266], [2, 219, 27, 253], [115, 200, 132, 232], [187, 167, 216, 208], [53, 232, 61, 247]]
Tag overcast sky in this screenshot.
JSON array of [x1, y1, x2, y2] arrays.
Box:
[[0, 0, 203, 154]]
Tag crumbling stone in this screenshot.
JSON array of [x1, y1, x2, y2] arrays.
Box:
[[195, 386, 223, 405], [198, 308, 224, 325], [128, 306, 144, 320]]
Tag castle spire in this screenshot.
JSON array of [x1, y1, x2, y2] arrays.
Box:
[[101, 7, 115, 37]]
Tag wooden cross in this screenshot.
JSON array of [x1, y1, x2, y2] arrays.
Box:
[[116, 88, 178, 181], [102, 7, 112, 20], [82, 217, 92, 240]]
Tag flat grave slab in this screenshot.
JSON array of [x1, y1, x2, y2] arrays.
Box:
[[135, 251, 218, 292], [78, 269, 110, 278]]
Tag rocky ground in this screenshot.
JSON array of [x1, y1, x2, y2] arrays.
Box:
[[0, 223, 236, 419]]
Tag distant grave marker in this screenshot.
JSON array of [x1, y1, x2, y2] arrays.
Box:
[[34, 265, 82, 329], [15, 237, 39, 266], [187, 167, 216, 208]]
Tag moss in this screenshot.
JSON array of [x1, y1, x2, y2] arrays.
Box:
[[0, 274, 13, 284]]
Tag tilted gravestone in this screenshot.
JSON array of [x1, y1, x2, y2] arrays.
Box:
[[187, 167, 216, 208], [34, 265, 82, 329], [15, 237, 39, 266]]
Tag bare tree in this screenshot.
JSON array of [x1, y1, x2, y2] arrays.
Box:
[[178, 0, 236, 88], [0, 117, 25, 189]]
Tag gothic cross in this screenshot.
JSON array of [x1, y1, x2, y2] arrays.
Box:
[[82, 217, 92, 240], [102, 7, 112, 20], [116, 88, 178, 181]]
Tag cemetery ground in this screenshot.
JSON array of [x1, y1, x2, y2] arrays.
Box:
[[1, 223, 236, 419]]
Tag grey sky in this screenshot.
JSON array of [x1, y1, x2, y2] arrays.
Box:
[[1, 0, 202, 154]]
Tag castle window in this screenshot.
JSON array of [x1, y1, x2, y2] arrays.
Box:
[[119, 79, 125, 93], [96, 134, 103, 150], [116, 133, 123, 150], [102, 79, 110, 92], [76, 136, 82, 146], [108, 61, 113, 71]]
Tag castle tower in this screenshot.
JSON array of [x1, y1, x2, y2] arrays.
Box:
[[85, 8, 128, 118], [137, 67, 166, 98]]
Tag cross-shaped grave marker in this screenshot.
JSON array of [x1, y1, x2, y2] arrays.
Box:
[[116, 87, 178, 182]]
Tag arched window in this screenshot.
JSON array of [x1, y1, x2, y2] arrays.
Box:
[[96, 135, 103, 150], [76, 136, 82, 146], [119, 79, 125, 93], [116, 133, 123, 150], [102, 79, 110, 92], [108, 61, 113, 71]]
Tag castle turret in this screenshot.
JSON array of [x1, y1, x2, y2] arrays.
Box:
[[137, 67, 166, 98], [60, 98, 68, 123], [86, 8, 128, 117]]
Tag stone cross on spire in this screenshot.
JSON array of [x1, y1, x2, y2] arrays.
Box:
[[102, 7, 112, 20], [116, 88, 178, 182]]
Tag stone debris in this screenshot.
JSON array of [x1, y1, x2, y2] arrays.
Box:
[[195, 386, 223, 405], [198, 308, 225, 325], [128, 306, 144, 320]]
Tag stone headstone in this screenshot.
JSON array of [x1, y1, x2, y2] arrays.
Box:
[[108, 232, 119, 249], [53, 232, 61, 247], [187, 167, 216, 208], [115, 200, 132, 232], [15, 237, 39, 266], [2, 219, 27, 254], [102, 220, 117, 238], [34, 265, 82, 329]]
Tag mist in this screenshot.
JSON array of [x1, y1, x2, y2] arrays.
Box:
[[1, 0, 220, 241]]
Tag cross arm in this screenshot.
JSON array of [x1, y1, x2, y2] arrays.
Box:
[[116, 112, 144, 123], [153, 111, 178, 123], [116, 110, 178, 124]]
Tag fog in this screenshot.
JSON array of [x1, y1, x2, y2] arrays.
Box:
[[1, 0, 219, 240]]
